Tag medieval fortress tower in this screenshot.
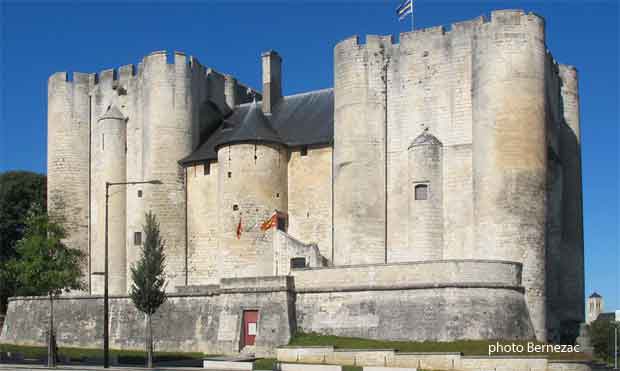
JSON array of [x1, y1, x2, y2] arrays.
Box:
[[3, 9, 584, 352]]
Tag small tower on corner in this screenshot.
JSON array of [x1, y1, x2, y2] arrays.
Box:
[[407, 129, 443, 261], [586, 292, 603, 324]]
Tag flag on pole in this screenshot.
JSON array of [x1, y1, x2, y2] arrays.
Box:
[[260, 213, 278, 231], [236, 216, 242, 239], [396, 0, 413, 21]]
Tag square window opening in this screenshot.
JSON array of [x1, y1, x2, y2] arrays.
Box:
[[291, 257, 307, 269], [415, 184, 429, 200]]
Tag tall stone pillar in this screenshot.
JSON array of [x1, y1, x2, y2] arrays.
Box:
[[472, 10, 548, 340], [140, 51, 195, 289], [98, 106, 127, 295], [558, 64, 585, 325], [47, 71, 91, 290], [333, 35, 392, 265]]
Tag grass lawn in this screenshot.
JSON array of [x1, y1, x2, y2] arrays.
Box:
[[1, 332, 592, 369], [290, 332, 592, 361], [0, 343, 204, 363]]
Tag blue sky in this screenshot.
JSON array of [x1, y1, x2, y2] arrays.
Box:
[[1, 1, 618, 311]]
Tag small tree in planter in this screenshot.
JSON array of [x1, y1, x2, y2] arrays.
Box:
[[9, 204, 84, 367], [130, 212, 167, 368]]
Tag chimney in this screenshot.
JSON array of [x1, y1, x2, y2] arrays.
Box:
[[261, 50, 282, 115]]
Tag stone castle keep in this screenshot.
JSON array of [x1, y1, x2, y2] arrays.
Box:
[[2, 10, 584, 353]]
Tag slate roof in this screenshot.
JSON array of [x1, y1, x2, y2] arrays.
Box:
[[409, 129, 442, 148], [179, 88, 333, 165], [589, 292, 602, 298], [217, 101, 284, 147], [98, 105, 125, 122]]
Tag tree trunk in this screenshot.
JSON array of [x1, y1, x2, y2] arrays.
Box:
[[146, 313, 153, 368], [47, 294, 56, 368]]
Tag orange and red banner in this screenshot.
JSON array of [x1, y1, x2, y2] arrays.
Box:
[[260, 213, 278, 231]]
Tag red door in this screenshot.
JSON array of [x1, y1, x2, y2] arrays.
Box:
[[242, 310, 258, 347]]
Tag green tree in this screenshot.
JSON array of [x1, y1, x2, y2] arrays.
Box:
[[8, 204, 85, 367], [590, 319, 617, 364], [0, 171, 46, 313], [130, 212, 167, 368]]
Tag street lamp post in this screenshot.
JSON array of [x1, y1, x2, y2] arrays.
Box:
[[103, 180, 161, 368]]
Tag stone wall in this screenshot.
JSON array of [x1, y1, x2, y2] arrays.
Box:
[[333, 35, 389, 266], [217, 143, 289, 280], [291, 260, 522, 291], [0, 277, 295, 357], [295, 287, 533, 342], [47, 72, 91, 292], [48, 51, 258, 294], [46, 9, 584, 343], [287, 146, 333, 262], [187, 161, 220, 285], [277, 347, 593, 371], [330, 9, 583, 341], [273, 230, 326, 276], [1, 260, 535, 353]]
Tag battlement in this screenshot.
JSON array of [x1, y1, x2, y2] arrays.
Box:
[[335, 9, 546, 54], [48, 49, 261, 100]]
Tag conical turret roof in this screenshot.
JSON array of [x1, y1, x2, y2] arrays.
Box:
[[409, 129, 442, 148], [216, 101, 284, 148], [98, 105, 125, 122]]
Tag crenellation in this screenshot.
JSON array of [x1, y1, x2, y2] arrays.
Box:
[[118, 64, 135, 82], [450, 16, 485, 32], [365, 34, 394, 49]]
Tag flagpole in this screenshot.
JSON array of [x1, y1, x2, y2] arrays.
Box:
[[411, 0, 414, 31]]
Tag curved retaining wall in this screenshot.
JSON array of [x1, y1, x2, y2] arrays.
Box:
[[0, 260, 534, 353], [292, 259, 522, 291], [295, 287, 533, 342], [291, 260, 533, 341]]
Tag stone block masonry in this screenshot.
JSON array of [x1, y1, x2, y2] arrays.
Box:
[[40, 8, 584, 348], [331, 9, 583, 341], [1, 260, 535, 354]]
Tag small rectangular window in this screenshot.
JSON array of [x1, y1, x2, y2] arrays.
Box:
[[134, 232, 142, 245], [102, 134, 105, 151], [137, 190, 143, 198], [415, 184, 428, 200], [300, 146, 308, 157], [204, 162, 210, 175], [291, 257, 306, 269], [228, 171, 232, 178]]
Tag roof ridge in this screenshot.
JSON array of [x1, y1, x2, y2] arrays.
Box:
[[236, 88, 333, 108], [284, 87, 334, 99]]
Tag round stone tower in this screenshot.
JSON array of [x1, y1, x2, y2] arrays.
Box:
[[407, 130, 443, 261], [47, 72, 91, 291], [138, 51, 195, 289], [216, 102, 288, 279], [472, 10, 548, 340], [96, 105, 127, 295], [333, 35, 392, 265]]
